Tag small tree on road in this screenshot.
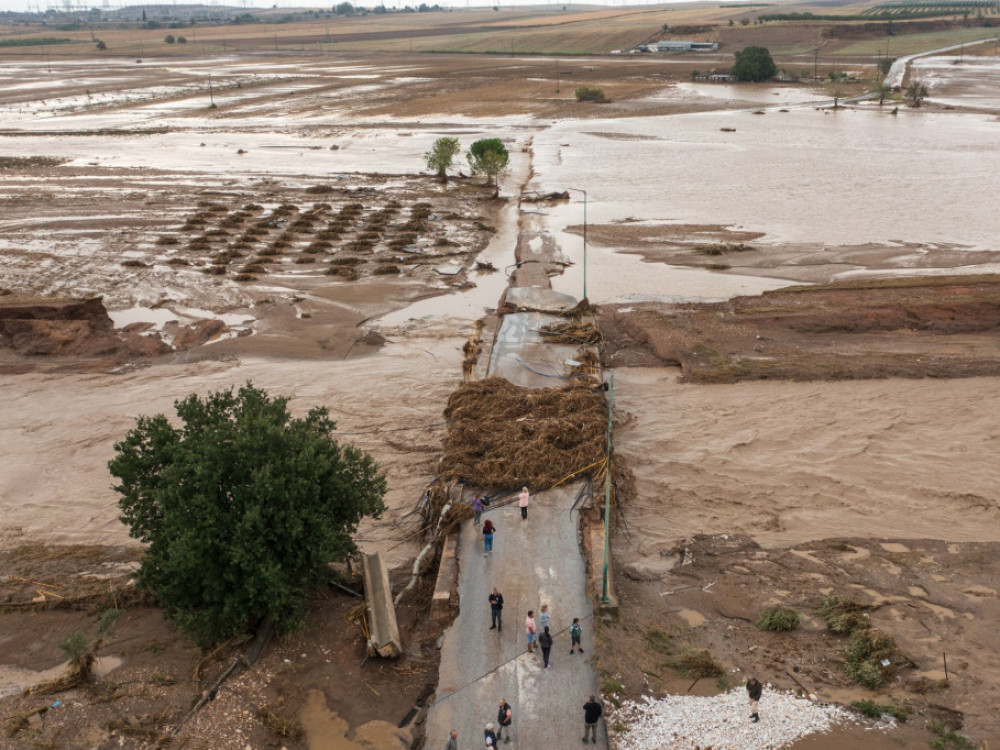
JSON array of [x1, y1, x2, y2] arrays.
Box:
[[467, 138, 510, 195], [109, 383, 386, 647], [875, 83, 892, 106], [425, 136, 461, 182], [905, 80, 929, 107], [731, 46, 776, 82]]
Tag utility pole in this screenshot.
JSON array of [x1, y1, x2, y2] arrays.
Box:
[[555, 59, 559, 93], [601, 369, 614, 604], [208, 73, 214, 107], [274, 33, 278, 52], [814, 47, 818, 80]]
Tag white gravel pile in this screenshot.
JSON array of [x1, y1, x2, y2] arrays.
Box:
[[610, 688, 887, 750]]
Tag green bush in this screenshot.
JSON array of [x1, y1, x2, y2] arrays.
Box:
[[844, 628, 900, 689], [816, 595, 869, 634], [575, 86, 607, 103], [668, 648, 723, 678], [757, 606, 800, 632]]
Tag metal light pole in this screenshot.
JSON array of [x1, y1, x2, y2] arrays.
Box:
[[564, 187, 587, 300], [602, 369, 614, 603]]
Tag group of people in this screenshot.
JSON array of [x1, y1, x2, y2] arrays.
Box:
[[444, 696, 604, 749], [474, 487, 530, 557]]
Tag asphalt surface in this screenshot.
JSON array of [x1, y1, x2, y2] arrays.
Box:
[[424, 485, 606, 750]]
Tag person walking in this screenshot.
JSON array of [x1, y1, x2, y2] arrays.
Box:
[[538, 603, 551, 632], [570, 617, 584, 654], [539, 625, 553, 669], [472, 494, 484, 526], [483, 518, 495, 556], [484, 723, 497, 748], [445, 728, 459, 750], [747, 676, 762, 723], [582, 695, 603, 744], [496, 700, 513, 744], [518, 486, 530, 520], [525, 610, 536, 654], [489, 588, 504, 631]]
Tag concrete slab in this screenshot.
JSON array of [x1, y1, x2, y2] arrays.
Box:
[[505, 286, 579, 314], [488, 311, 582, 389], [425, 484, 606, 749], [361, 551, 402, 658]]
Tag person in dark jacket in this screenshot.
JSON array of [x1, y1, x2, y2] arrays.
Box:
[[484, 723, 497, 747], [539, 625, 553, 668], [582, 695, 602, 744], [444, 728, 459, 750], [496, 699, 513, 743], [747, 677, 762, 722], [489, 588, 504, 631]]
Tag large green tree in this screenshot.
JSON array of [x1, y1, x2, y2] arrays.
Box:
[[467, 138, 510, 193], [732, 46, 777, 82], [425, 136, 461, 182], [109, 384, 386, 647]]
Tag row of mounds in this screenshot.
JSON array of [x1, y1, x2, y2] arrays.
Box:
[[598, 275, 1000, 383], [144, 187, 496, 284]]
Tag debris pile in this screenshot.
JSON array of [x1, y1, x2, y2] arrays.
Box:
[[611, 689, 889, 750], [440, 376, 607, 489]]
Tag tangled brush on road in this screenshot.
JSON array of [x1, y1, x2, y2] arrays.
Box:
[[440, 377, 607, 489]]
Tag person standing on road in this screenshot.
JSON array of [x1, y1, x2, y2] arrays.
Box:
[[525, 610, 536, 653], [489, 588, 504, 631], [484, 722, 497, 747], [445, 728, 459, 750], [518, 486, 530, 520], [472, 494, 484, 526], [539, 625, 553, 669], [538, 603, 551, 632], [496, 700, 513, 743], [570, 617, 584, 654], [582, 695, 603, 744], [483, 518, 495, 556], [747, 676, 762, 723]]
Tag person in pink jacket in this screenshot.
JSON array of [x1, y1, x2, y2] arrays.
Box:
[[518, 486, 530, 520]]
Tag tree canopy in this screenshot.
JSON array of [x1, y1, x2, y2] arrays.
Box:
[[109, 383, 386, 647], [467, 138, 510, 192], [732, 46, 777, 82], [425, 136, 461, 181], [905, 80, 929, 107]]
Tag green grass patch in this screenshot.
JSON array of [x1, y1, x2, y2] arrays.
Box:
[[851, 699, 910, 721], [929, 719, 978, 749], [0, 37, 75, 48]]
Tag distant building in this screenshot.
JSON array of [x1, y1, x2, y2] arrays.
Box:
[[654, 41, 719, 53], [708, 73, 733, 82]]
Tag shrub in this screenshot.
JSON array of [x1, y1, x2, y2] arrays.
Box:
[[372, 264, 400, 275], [164, 34, 175, 44], [177, 36, 187, 44], [575, 86, 608, 103], [757, 606, 800, 632], [844, 628, 900, 689], [816, 595, 869, 634]]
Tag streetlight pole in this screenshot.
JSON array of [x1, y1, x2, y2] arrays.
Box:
[[564, 187, 587, 300], [602, 369, 614, 603]]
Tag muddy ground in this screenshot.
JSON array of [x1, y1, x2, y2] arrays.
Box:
[[598, 274, 1000, 382], [595, 534, 1000, 748]]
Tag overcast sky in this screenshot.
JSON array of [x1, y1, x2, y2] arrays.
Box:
[[0, 0, 678, 14]]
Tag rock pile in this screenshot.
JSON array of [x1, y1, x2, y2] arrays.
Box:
[[610, 688, 892, 750]]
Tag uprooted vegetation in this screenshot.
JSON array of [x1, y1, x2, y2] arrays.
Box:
[[816, 595, 910, 689], [440, 377, 608, 490]]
